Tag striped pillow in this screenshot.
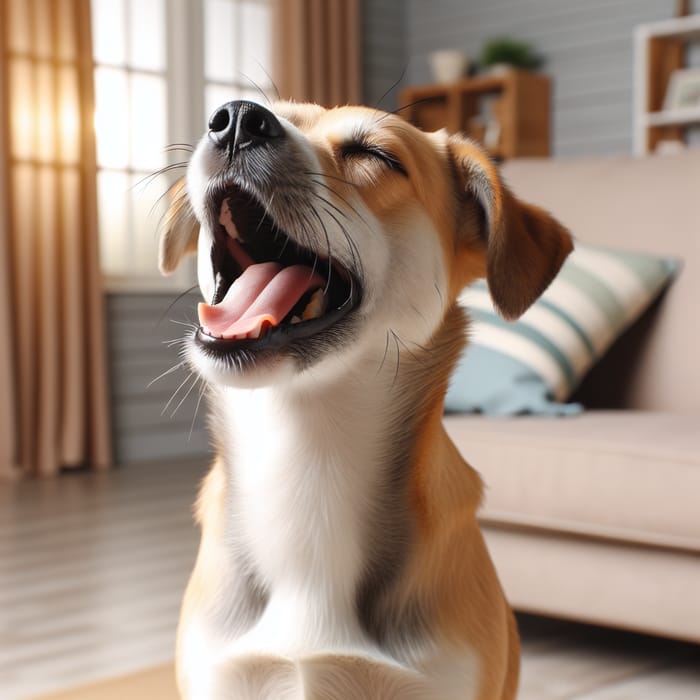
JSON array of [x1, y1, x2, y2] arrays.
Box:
[[445, 244, 679, 415]]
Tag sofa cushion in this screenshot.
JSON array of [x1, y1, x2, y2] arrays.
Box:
[[443, 411, 700, 551], [500, 151, 700, 411], [445, 243, 678, 415]]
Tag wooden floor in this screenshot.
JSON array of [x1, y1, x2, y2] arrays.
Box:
[[1, 459, 698, 700]]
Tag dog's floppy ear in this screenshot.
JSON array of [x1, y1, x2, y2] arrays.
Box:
[[158, 179, 199, 275], [448, 136, 573, 319]]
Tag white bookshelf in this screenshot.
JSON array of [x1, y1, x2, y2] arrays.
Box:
[[634, 14, 700, 155]]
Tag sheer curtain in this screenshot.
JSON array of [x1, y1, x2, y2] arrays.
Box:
[[273, 0, 361, 107], [0, 0, 111, 478]]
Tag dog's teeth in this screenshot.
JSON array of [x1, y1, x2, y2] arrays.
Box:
[[291, 316, 302, 325], [219, 199, 243, 241], [301, 289, 327, 321]]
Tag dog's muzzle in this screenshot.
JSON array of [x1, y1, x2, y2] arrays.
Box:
[[193, 101, 361, 359]]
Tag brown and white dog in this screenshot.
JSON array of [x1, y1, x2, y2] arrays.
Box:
[[160, 100, 572, 700]]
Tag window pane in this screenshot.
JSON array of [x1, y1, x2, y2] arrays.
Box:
[[205, 0, 237, 83], [129, 0, 165, 71], [240, 1, 272, 89], [94, 67, 130, 169], [130, 73, 167, 170], [97, 171, 130, 275], [92, 0, 126, 65], [131, 172, 165, 276]]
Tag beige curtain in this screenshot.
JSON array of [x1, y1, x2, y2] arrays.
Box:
[[273, 0, 361, 107], [0, 0, 111, 478]]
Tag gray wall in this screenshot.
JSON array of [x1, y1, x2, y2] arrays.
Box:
[[106, 292, 211, 464], [362, 0, 408, 111], [364, 0, 699, 157]]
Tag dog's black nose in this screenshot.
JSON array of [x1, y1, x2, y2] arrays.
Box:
[[208, 100, 284, 152]]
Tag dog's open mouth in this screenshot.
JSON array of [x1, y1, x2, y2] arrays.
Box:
[[196, 186, 360, 353]]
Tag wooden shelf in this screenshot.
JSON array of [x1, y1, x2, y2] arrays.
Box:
[[644, 106, 700, 127], [399, 69, 551, 159], [634, 14, 700, 155]]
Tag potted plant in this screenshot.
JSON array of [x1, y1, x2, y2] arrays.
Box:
[[480, 37, 543, 73]]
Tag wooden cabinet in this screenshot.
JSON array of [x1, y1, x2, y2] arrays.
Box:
[[399, 70, 551, 159], [634, 14, 700, 155]]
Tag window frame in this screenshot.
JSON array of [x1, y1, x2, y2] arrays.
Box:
[[93, 0, 273, 293]]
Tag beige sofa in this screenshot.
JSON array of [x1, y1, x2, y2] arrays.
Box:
[[444, 150, 700, 643]]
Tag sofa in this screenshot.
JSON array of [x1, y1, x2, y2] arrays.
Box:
[[443, 149, 700, 643]]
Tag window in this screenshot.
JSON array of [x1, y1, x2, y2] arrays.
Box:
[[91, 0, 273, 290]]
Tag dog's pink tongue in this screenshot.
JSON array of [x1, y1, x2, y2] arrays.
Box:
[[198, 263, 324, 339]]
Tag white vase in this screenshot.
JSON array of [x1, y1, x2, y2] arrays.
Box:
[[429, 50, 469, 84]]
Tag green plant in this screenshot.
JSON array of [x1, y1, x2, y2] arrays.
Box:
[[480, 37, 543, 71]]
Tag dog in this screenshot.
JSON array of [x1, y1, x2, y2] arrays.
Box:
[[159, 99, 572, 699]]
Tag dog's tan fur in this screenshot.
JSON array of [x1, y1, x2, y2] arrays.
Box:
[[161, 101, 571, 699]]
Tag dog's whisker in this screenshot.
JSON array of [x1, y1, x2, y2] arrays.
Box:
[[262, 191, 277, 222], [410, 302, 433, 337], [390, 330, 401, 390], [162, 337, 190, 348], [170, 318, 200, 329], [303, 206, 334, 295], [374, 96, 439, 124], [373, 65, 408, 111], [156, 286, 200, 328], [318, 204, 364, 289], [162, 371, 194, 416], [170, 371, 201, 418], [251, 61, 281, 102], [302, 170, 358, 189], [376, 330, 392, 377], [239, 71, 273, 106], [164, 142, 195, 153], [150, 178, 196, 220], [147, 361, 187, 389], [392, 329, 427, 364], [133, 162, 189, 191], [188, 378, 208, 442], [311, 191, 353, 223], [276, 232, 291, 259], [434, 283, 444, 307], [307, 178, 374, 232]]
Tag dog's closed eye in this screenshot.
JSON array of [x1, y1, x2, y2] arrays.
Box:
[[340, 141, 407, 176]]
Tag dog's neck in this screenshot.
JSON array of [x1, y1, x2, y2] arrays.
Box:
[[217, 357, 407, 584], [208, 306, 467, 650]]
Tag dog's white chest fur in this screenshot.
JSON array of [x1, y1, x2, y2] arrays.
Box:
[[181, 382, 482, 700], [222, 380, 386, 654]]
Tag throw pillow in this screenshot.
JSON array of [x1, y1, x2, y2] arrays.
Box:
[[445, 243, 679, 415]]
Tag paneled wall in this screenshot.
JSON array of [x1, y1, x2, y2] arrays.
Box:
[[362, 0, 407, 111], [364, 0, 699, 157], [106, 293, 211, 464]]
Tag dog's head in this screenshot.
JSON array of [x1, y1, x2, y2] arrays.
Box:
[[161, 100, 571, 387]]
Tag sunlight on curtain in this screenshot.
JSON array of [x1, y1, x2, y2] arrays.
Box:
[[272, 0, 361, 107], [0, 0, 112, 477]]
